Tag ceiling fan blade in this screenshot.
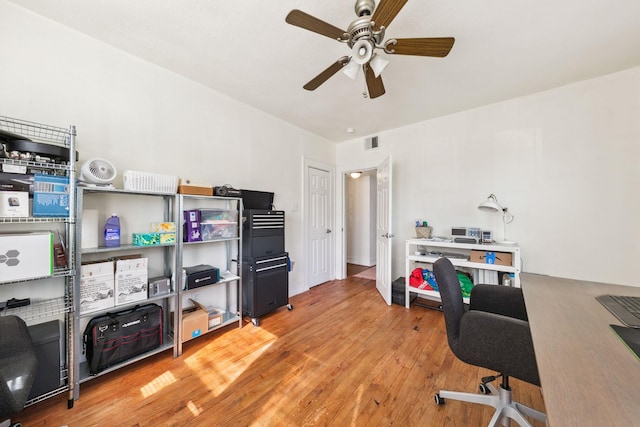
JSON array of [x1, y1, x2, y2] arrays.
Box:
[[364, 64, 386, 99], [303, 57, 350, 91], [371, 0, 408, 31], [387, 37, 455, 57], [286, 9, 346, 41]]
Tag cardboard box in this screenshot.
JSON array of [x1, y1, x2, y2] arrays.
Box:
[[0, 232, 53, 282], [191, 299, 225, 328], [181, 307, 208, 342], [132, 232, 160, 246], [0, 191, 29, 217], [80, 260, 115, 314], [150, 222, 176, 232], [183, 210, 201, 242], [207, 308, 225, 328], [177, 185, 213, 196], [132, 232, 175, 246], [160, 232, 176, 244], [33, 174, 70, 217], [115, 256, 148, 306], [469, 250, 513, 266]]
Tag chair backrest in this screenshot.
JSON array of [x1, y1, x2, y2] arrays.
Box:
[[0, 315, 37, 418], [434, 257, 541, 386], [433, 257, 466, 349]]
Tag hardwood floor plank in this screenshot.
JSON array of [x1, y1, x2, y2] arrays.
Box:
[[18, 277, 545, 426]]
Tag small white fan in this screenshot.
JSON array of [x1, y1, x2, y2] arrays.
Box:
[[79, 158, 117, 187]]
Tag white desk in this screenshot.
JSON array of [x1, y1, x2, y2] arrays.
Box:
[[521, 273, 640, 426]]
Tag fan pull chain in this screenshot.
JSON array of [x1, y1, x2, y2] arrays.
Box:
[[362, 71, 368, 98]]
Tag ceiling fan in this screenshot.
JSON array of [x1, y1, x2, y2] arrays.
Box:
[[285, 0, 455, 99]]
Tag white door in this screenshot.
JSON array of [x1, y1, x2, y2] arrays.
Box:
[[307, 165, 332, 287], [376, 157, 393, 305]]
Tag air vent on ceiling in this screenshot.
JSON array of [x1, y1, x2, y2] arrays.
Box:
[[365, 136, 379, 150]]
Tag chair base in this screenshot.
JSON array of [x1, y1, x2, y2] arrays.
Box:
[[436, 382, 546, 427]]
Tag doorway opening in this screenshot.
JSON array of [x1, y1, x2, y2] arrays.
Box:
[[344, 169, 377, 279]]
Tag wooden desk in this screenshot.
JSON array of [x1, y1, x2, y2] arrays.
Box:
[[521, 273, 640, 426]]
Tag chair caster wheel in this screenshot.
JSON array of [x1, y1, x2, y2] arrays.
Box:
[[479, 383, 491, 394], [434, 393, 445, 405]]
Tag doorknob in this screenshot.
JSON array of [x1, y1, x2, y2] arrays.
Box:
[[326, 229, 332, 234]]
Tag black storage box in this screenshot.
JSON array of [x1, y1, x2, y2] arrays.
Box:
[[0, 172, 34, 193], [392, 277, 417, 306], [184, 264, 220, 290], [242, 253, 289, 321], [28, 320, 62, 399]]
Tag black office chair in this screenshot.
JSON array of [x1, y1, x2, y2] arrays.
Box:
[[0, 315, 37, 427], [432, 257, 546, 427]]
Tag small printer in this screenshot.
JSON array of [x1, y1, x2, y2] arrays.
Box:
[[183, 264, 220, 290]]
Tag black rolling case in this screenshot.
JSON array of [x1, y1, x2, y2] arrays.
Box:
[[83, 303, 163, 375]]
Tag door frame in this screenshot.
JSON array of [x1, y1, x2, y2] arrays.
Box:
[[303, 158, 335, 292], [337, 163, 380, 280], [341, 167, 378, 278]]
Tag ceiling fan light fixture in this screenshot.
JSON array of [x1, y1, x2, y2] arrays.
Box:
[[342, 58, 360, 80], [351, 39, 373, 65], [286, 1, 455, 99], [370, 54, 389, 78]]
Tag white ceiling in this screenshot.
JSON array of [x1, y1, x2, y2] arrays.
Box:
[[9, 0, 640, 142]]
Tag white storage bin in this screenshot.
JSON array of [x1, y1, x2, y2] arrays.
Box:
[[123, 170, 178, 194]]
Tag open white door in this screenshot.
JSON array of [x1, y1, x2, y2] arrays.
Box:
[[376, 157, 392, 305]]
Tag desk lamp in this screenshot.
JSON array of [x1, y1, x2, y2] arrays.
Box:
[[478, 194, 516, 245]]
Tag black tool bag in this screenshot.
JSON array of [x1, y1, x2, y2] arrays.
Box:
[[83, 303, 163, 375]]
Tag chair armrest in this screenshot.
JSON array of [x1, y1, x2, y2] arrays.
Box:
[[454, 311, 540, 386], [469, 284, 528, 321]]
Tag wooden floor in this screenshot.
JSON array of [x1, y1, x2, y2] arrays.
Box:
[[346, 263, 371, 277], [18, 274, 545, 426]]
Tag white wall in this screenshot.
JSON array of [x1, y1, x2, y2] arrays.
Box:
[[346, 175, 376, 267], [336, 66, 640, 287], [3, 1, 639, 290], [0, 1, 335, 296]]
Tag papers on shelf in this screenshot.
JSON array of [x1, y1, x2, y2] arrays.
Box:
[[425, 236, 452, 242]]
